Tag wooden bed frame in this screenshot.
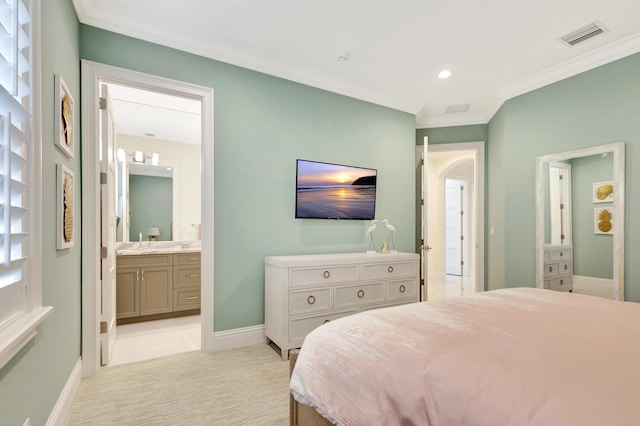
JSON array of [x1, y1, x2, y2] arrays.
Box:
[[289, 349, 333, 426]]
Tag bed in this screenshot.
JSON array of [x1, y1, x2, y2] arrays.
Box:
[[289, 287, 640, 425]]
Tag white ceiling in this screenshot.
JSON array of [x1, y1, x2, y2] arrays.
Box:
[[74, 0, 640, 129], [106, 83, 201, 145]]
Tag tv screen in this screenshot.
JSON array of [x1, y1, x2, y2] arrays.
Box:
[[295, 159, 377, 220]]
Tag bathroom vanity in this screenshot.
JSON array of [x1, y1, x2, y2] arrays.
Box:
[[116, 242, 201, 324]]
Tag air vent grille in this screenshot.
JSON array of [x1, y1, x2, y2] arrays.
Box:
[[446, 104, 469, 114], [562, 21, 607, 46]]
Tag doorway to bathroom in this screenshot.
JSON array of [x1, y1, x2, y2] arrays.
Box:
[[81, 61, 215, 376]]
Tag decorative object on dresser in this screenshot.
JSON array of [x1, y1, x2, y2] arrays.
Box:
[[543, 244, 572, 292], [116, 252, 201, 324], [264, 252, 420, 360]]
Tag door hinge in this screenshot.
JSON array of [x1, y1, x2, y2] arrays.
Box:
[[461, 260, 465, 266], [100, 172, 107, 184], [461, 210, 464, 215], [460, 185, 464, 191], [101, 246, 108, 259], [99, 97, 107, 110], [560, 203, 564, 210], [461, 235, 464, 241], [100, 321, 107, 334]]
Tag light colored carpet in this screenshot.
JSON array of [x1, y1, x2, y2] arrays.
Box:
[[65, 344, 290, 426]]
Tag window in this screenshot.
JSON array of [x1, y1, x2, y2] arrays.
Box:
[[0, 0, 50, 370]]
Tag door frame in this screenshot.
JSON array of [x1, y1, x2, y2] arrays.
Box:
[[417, 140, 485, 297], [80, 60, 215, 377]]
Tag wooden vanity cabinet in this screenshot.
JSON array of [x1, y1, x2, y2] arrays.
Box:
[[173, 253, 201, 311], [116, 254, 173, 320], [116, 252, 201, 322]]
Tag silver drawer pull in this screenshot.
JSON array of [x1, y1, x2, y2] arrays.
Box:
[[187, 257, 198, 261], [323, 270, 330, 279], [564, 265, 568, 270], [307, 295, 316, 305], [185, 296, 198, 300], [388, 266, 394, 273], [548, 266, 553, 272], [357, 289, 365, 298], [560, 279, 564, 285], [186, 273, 199, 278], [399, 285, 406, 293], [560, 252, 564, 257]]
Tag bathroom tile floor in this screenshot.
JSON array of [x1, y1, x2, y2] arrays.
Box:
[[109, 314, 201, 366]]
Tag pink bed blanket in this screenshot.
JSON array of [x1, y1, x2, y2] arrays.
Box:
[[289, 288, 640, 425]]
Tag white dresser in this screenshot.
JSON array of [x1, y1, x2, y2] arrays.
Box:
[[543, 244, 573, 292], [265, 252, 420, 359]]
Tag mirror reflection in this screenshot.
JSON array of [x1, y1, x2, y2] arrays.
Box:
[[536, 143, 625, 300]]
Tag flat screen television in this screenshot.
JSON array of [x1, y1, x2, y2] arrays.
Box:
[[295, 159, 377, 220]]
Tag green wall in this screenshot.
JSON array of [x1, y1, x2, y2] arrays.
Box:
[[487, 53, 640, 299], [129, 175, 173, 241], [79, 25, 417, 331], [0, 0, 81, 425], [416, 124, 488, 145]]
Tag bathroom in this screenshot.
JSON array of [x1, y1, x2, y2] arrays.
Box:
[[108, 83, 203, 365]]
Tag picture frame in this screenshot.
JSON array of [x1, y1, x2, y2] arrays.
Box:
[[594, 207, 613, 235], [57, 163, 74, 249], [593, 181, 613, 203], [54, 74, 74, 158]]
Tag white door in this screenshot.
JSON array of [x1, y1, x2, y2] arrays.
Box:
[[445, 179, 463, 276], [100, 83, 117, 365]]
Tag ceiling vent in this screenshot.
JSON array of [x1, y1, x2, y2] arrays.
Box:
[[561, 21, 607, 46], [446, 104, 469, 114]]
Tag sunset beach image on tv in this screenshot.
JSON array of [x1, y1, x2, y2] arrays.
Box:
[[295, 159, 377, 220]]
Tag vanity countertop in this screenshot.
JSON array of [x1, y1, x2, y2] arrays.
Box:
[[116, 241, 201, 256]]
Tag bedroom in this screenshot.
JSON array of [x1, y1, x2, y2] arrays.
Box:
[[2, 0, 640, 424]]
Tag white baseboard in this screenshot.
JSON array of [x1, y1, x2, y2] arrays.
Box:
[[572, 275, 617, 300], [46, 358, 82, 426], [205, 324, 266, 352]]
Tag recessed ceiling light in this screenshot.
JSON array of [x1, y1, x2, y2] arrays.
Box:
[[438, 69, 452, 79], [336, 51, 351, 61]]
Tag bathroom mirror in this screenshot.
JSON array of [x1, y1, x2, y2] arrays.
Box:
[[115, 140, 201, 243], [535, 142, 625, 300]]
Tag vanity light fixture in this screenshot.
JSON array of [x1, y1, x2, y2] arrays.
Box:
[[130, 151, 160, 165], [133, 151, 144, 163], [438, 69, 452, 79]]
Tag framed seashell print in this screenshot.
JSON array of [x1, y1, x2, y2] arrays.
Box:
[[54, 74, 74, 158], [594, 207, 613, 235], [57, 163, 74, 249], [593, 181, 614, 203]]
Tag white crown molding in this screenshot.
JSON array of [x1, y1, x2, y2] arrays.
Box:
[[499, 32, 640, 101], [416, 112, 488, 129], [73, 2, 422, 115]]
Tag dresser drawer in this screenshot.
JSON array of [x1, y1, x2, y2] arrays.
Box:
[[289, 265, 359, 287], [174, 266, 201, 288], [549, 249, 571, 261], [290, 288, 331, 315], [290, 310, 358, 344], [559, 261, 572, 274], [173, 287, 200, 311], [550, 276, 572, 291], [334, 283, 385, 309], [362, 261, 416, 281], [386, 279, 418, 301], [544, 262, 559, 276]]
